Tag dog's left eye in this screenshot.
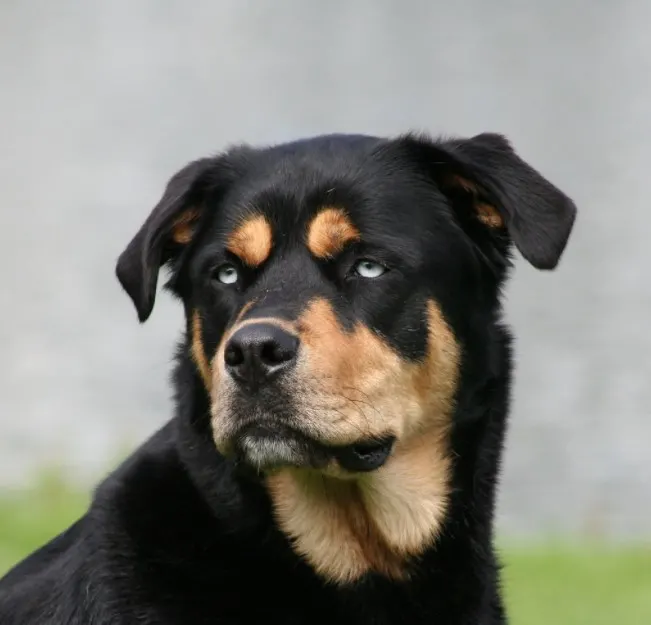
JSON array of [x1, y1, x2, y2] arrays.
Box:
[[212, 263, 239, 285], [353, 259, 387, 279]]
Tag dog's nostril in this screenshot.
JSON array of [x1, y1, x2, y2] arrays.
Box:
[[224, 344, 245, 367], [260, 338, 296, 366]]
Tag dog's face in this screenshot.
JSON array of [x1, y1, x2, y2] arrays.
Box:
[[186, 162, 465, 476], [116, 133, 576, 478]]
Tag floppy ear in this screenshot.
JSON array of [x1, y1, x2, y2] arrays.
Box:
[[403, 133, 577, 269], [116, 157, 219, 322]]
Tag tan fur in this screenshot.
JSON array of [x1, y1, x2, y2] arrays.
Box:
[[267, 424, 451, 584], [234, 299, 257, 323], [445, 174, 505, 229], [287, 299, 459, 446], [171, 208, 201, 244], [266, 470, 406, 583], [191, 310, 213, 392], [264, 299, 459, 583], [227, 215, 273, 267], [475, 202, 504, 228], [448, 174, 477, 194], [306, 207, 361, 259]]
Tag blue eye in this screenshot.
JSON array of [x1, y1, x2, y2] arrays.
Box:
[[353, 259, 387, 279], [214, 263, 239, 285]]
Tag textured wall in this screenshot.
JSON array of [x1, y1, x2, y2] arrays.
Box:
[[1, 0, 649, 537]]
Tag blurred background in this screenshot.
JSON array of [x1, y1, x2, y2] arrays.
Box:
[[1, 1, 649, 622]]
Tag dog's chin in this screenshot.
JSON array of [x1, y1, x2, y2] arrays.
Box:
[[227, 423, 396, 475], [235, 428, 315, 471]]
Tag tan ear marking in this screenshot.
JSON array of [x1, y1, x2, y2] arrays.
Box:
[[475, 202, 504, 228], [227, 214, 273, 267], [172, 208, 201, 244], [306, 207, 361, 259], [447, 174, 477, 194], [444, 175, 504, 229]]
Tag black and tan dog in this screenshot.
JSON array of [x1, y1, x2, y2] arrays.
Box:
[[0, 132, 576, 624]]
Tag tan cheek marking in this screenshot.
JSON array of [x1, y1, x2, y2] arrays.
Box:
[[227, 214, 273, 267], [298, 299, 394, 395], [191, 310, 213, 392], [295, 299, 460, 442], [306, 207, 361, 259], [295, 298, 413, 442], [172, 208, 201, 244], [413, 300, 461, 418], [446, 174, 505, 229]]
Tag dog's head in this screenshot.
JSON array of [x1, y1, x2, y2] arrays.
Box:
[[116, 133, 576, 581], [116, 133, 575, 478]]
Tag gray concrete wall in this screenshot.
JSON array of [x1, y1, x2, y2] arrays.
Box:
[[1, 0, 649, 537]]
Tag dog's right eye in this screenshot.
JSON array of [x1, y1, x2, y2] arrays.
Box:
[[353, 259, 387, 279], [212, 263, 239, 285]]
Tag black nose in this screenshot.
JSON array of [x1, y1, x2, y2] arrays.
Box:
[[224, 323, 299, 389]]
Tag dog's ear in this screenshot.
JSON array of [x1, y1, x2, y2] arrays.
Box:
[[403, 133, 577, 269], [116, 157, 221, 322]]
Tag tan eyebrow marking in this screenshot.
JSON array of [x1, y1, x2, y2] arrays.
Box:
[[226, 214, 273, 267], [306, 207, 361, 259]]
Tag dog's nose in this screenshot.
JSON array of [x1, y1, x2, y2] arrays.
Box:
[[224, 323, 299, 388]]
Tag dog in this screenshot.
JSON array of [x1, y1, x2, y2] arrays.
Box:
[[0, 131, 576, 624]]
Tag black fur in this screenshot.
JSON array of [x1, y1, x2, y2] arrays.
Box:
[[0, 132, 576, 624]]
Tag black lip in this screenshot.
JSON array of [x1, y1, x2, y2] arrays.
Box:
[[331, 436, 396, 473]]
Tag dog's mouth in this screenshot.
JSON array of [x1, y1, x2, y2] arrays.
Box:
[[231, 424, 395, 474]]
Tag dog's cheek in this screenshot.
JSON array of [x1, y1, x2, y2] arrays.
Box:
[[291, 299, 411, 443], [190, 309, 214, 393], [189, 301, 231, 397], [411, 300, 461, 428]]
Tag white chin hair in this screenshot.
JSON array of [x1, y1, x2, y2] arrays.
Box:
[[240, 434, 303, 470]]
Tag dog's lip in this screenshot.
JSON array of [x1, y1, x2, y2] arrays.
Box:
[[330, 436, 396, 473]]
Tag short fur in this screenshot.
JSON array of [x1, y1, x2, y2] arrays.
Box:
[[0, 132, 576, 624]]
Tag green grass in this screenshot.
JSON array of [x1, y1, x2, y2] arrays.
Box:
[[0, 475, 88, 574], [1, 481, 650, 624], [502, 542, 651, 624]]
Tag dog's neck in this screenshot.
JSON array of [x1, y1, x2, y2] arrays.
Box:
[[266, 426, 451, 584]]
